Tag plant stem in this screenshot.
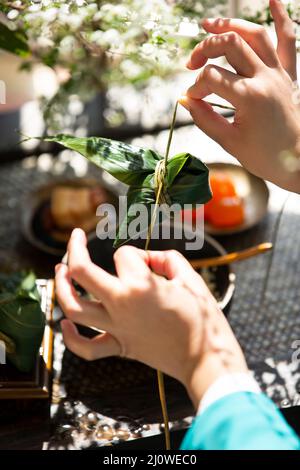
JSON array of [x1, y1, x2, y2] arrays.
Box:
[[206, 101, 235, 112], [157, 370, 171, 449], [145, 102, 179, 450], [164, 101, 179, 166]]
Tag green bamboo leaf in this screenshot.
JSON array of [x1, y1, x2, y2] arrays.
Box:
[[0, 23, 30, 57], [166, 153, 212, 205], [0, 271, 45, 372], [44, 135, 160, 186], [44, 134, 212, 247], [116, 186, 156, 246]]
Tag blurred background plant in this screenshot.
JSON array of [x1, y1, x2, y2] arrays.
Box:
[[0, 0, 227, 132], [241, 0, 299, 26], [0, 0, 298, 143]]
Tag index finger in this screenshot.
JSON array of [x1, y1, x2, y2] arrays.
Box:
[[187, 32, 262, 77], [113, 245, 151, 283], [147, 250, 213, 298], [201, 17, 279, 68], [270, 0, 297, 81], [68, 228, 121, 304]]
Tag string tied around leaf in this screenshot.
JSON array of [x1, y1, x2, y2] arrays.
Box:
[[154, 159, 170, 205], [151, 100, 180, 213]]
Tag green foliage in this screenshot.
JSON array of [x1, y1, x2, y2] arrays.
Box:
[[44, 134, 212, 245], [0, 271, 45, 372], [0, 22, 30, 57], [242, 2, 299, 25]]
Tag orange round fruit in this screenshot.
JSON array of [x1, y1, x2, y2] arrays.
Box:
[[205, 171, 245, 227]]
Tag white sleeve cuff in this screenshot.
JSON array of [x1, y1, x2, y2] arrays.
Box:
[[198, 372, 261, 415]]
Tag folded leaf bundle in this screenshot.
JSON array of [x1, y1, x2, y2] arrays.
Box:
[[0, 272, 45, 372], [44, 135, 212, 246]]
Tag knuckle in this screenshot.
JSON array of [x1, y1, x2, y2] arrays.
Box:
[[109, 289, 123, 308], [166, 249, 181, 258], [254, 25, 267, 39], [165, 249, 187, 264], [225, 31, 240, 45], [69, 260, 87, 279], [256, 86, 270, 101], [245, 79, 270, 101], [284, 28, 297, 44], [63, 304, 80, 320], [113, 245, 134, 261], [123, 275, 153, 298], [202, 36, 211, 49], [83, 347, 97, 361], [130, 281, 151, 296], [202, 64, 215, 80]]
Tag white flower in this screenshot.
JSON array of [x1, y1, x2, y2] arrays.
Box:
[[75, 0, 87, 6], [42, 8, 58, 23], [36, 36, 54, 49], [59, 35, 77, 57], [28, 4, 42, 13], [85, 3, 98, 15], [59, 3, 70, 15], [57, 12, 83, 30], [92, 29, 121, 48], [140, 43, 156, 56], [177, 21, 200, 38], [90, 30, 104, 45], [120, 59, 143, 79], [100, 4, 114, 15], [144, 20, 156, 31], [111, 5, 129, 17], [7, 10, 19, 21]]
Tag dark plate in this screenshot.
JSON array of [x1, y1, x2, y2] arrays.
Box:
[[21, 178, 119, 257]]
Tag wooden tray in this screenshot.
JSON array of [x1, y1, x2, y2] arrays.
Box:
[[0, 279, 55, 399]]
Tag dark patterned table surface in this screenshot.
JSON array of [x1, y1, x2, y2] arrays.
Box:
[[0, 123, 300, 449]]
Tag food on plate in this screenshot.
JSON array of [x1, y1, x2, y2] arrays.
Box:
[[204, 171, 245, 228], [45, 185, 108, 242]]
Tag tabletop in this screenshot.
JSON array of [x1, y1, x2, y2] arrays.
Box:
[[0, 121, 300, 449]]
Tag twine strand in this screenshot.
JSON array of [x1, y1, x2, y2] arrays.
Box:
[[144, 101, 179, 450]]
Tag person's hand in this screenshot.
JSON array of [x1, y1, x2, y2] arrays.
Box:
[[55, 228, 247, 408], [180, 0, 300, 193]]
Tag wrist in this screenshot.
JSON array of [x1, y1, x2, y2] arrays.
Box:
[[185, 347, 248, 410], [279, 126, 300, 193]]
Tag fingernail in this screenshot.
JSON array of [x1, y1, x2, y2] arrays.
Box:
[[71, 228, 82, 240], [55, 264, 61, 273], [178, 95, 190, 111], [185, 57, 192, 68], [202, 18, 214, 25]]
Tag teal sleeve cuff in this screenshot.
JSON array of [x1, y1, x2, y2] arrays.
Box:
[[180, 391, 300, 450]]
